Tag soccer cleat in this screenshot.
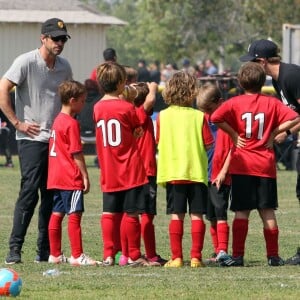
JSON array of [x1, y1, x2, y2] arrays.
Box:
[[219, 255, 244, 267], [69, 253, 98, 266], [147, 255, 168, 266], [268, 256, 285, 266], [204, 252, 217, 265], [190, 258, 206, 268], [285, 247, 300, 265], [48, 254, 68, 264], [102, 256, 115, 267], [128, 257, 150, 267], [164, 258, 183, 268], [118, 255, 128, 266], [216, 250, 230, 262], [5, 248, 22, 265]]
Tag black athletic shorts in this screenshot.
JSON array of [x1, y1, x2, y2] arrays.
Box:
[[142, 176, 157, 215], [103, 184, 147, 213], [230, 174, 278, 211], [206, 182, 230, 221], [166, 182, 207, 215]]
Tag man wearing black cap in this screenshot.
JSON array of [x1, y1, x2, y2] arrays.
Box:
[[0, 18, 73, 264], [240, 39, 300, 265]]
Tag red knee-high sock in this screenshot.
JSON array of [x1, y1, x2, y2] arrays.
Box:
[[48, 214, 64, 257], [120, 213, 128, 257], [68, 213, 83, 258], [232, 218, 248, 257], [190, 219, 206, 260], [217, 222, 229, 253], [264, 227, 279, 257], [113, 212, 123, 255], [125, 214, 141, 261], [169, 220, 184, 260], [210, 224, 218, 254], [141, 213, 156, 259], [101, 214, 115, 259]]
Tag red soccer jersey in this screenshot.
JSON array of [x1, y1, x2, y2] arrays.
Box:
[[93, 98, 148, 192], [211, 94, 299, 178], [211, 128, 233, 186], [135, 106, 157, 176], [47, 113, 84, 190]]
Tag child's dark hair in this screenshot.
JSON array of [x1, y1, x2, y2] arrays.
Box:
[[124, 66, 138, 84], [162, 71, 198, 106], [238, 62, 266, 93], [58, 80, 86, 104], [96, 62, 126, 93], [123, 82, 149, 107]]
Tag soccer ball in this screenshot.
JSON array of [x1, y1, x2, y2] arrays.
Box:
[[0, 268, 22, 297]]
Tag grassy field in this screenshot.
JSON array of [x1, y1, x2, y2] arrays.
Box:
[[0, 156, 299, 299]]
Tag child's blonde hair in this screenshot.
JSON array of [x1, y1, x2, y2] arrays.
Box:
[[197, 83, 222, 113], [162, 71, 198, 106], [96, 62, 126, 93]]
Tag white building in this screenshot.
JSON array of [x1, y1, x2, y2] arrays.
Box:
[[0, 0, 126, 82]]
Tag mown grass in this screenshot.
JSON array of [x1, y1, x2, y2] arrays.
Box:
[[0, 156, 299, 299]]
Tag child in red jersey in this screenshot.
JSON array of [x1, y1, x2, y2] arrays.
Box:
[[156, 71, 214, 268], [211, 62, 300, 267], [122, 81, 167, 266], [47, 80, 98, 266], [197, 83, 232, 265], [94, 62, 150, 266]]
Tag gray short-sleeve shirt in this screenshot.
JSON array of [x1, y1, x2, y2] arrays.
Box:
[[4, 49, 73, 142]]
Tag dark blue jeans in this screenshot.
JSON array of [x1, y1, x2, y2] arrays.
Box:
[[8, 140, 53, 255]]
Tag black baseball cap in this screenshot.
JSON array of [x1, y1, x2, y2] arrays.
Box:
[[41, 18, 70, 38], [239, 39, 278, 62]]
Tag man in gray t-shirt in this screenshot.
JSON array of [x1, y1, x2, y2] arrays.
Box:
[[0, 18, 72, 264]]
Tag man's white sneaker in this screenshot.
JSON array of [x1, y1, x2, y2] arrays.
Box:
[[48, 254, 68, 264], [69, 253, 98, 266]]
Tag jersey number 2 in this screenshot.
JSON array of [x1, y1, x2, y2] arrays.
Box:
[[49, 130, 57, 157]]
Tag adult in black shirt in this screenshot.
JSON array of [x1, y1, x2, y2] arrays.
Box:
[[240, 39, 300, 265]]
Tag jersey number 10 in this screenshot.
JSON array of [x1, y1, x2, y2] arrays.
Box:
[[97, 119, 121, 147]]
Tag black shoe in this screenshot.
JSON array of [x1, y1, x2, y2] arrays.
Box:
[[34, 250, 50, 263], [268, 256, 285, 266], [219, 255, 244, 267], [285, 247, 300, 265], [5, 248, 22, 264]]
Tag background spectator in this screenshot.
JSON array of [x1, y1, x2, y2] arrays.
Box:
[[137, 59, 151, 82], [205, 59, 218, 75], [90, 48, 117, 82]]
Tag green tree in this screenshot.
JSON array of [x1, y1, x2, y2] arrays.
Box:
[[85, 0, 300, 71]]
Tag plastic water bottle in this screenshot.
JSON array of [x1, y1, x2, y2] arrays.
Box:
[[43, 269, 61, 277], [115, 251, 122, 265]]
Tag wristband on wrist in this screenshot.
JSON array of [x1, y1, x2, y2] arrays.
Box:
[[286, 129, 292, 136]]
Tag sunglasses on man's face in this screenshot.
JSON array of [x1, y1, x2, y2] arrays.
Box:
[[49, 36, 68, 43]]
